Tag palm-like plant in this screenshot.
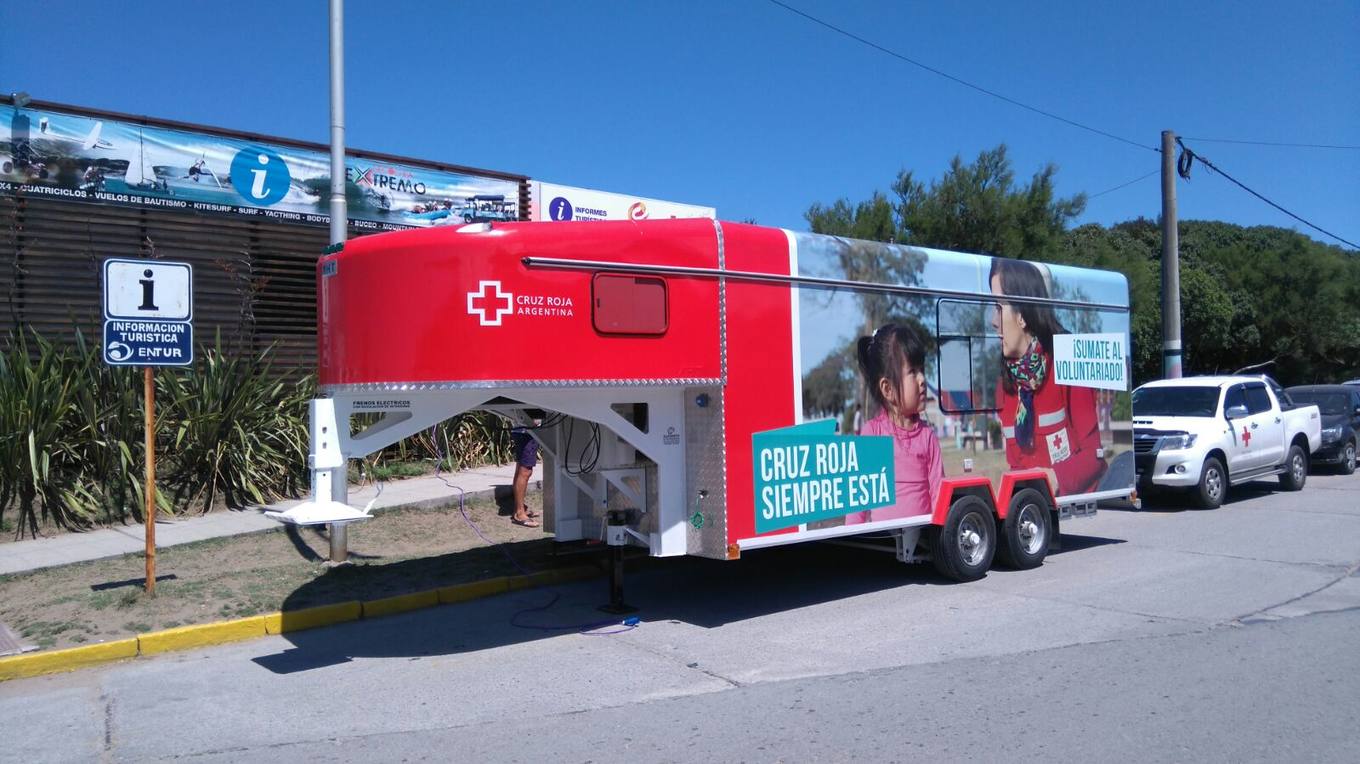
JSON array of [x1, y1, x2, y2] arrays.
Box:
[[159, 334, 313, 512]]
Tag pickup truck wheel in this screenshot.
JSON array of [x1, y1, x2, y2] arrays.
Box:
[[998, 488, 1051, 569], [1196, 457, 1225, 509], [931, 495, 996, 582], [1279, 444, 1307, 491], [1341, 440, 1356, 475]]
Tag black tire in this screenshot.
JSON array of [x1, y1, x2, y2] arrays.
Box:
[[1196, 456, 1226, 509], [998, 487, 1052, 569], [1279, 444, 1307, 491], [931, 495, 996, 582], [1340, 440, 1356, 476]]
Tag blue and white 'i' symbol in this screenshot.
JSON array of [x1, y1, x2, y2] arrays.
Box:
[[230, 146, 291, 205]]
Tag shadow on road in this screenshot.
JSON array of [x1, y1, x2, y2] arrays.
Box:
[[253, 530, 1128, 674], [1105, 479, 1293, 513]]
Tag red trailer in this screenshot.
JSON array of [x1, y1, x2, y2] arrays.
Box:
[[274, 219, 1135, 584]]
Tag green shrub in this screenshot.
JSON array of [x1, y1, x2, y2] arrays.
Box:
[[0, 330, 92, 536], [1, 329, 515, 532], [159, 334, 314, 511]]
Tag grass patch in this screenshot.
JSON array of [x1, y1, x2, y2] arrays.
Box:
[[358, 461, 429, 482], [0, 488, 576, 652]]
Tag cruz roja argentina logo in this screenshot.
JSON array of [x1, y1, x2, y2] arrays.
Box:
[[466, 280, 575, 326]]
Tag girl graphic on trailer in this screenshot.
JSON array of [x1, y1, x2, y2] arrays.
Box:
[[845, 323, 943, 524], [989, 258, 1106, 495]]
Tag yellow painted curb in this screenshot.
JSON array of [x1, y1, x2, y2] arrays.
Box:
[[138, 615, 268, 656], [362, 590, 439, 619], [0, 638, 140, 681], [264, 601, 362, 635], [437, 577, 510, 604], [1, 565, 606, 682]]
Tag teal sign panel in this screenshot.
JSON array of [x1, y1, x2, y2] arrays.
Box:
[[752, 420, 895, 534]]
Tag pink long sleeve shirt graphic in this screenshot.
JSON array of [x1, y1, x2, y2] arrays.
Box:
[[844, 411, 943, 524]]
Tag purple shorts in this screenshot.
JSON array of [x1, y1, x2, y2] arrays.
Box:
[[512, 430, 538, 469]]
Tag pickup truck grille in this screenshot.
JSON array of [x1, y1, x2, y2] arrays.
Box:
[[1133, 429, 1181, 455], [1133, 433, 1159, 454]]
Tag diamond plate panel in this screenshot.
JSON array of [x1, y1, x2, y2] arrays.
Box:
[[684, 386, 728, 558]]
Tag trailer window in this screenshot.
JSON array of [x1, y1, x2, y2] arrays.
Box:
[[935, 299, 1002, 413], [592, 274, 668, 336]]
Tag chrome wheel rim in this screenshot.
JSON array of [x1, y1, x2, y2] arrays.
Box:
[[1291, 453, 1306, 483], [958, 511, 988, 566], [1205, 466, 1223, 501], [1016, 503, 1046, 555], [1345, 444, 1355, 469]]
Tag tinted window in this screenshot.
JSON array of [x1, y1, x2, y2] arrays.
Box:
[[934, 299, 1001, 413], [1267, 378, 1293, 409], [1244, 384, 1272, 414], [1223, 385, 1247, 413], [592, 274, 668, 335], [1133, 386, 1221, 417], [1290, 392, 1350, 415]]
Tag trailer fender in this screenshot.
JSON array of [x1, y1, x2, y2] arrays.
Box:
[[996, 470, 1056, 520], [932, 471, 1056, 525], [932, 476, 996, 526]]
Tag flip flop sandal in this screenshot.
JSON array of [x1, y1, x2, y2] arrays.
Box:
[[511, 517, 541, 528]]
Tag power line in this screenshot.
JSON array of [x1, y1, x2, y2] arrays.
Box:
[[764, 0, 1159, 154], [1177, 139, 1359, 250], [1088, 169, 1160, 199], [1181, 136, 1360, 150]]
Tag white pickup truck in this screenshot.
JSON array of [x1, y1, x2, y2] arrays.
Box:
[[1132, 375, 1322, 508]]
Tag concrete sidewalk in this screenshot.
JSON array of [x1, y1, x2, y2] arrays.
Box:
[[0, 463, 535, 577]]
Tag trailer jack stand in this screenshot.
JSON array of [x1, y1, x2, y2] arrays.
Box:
[[599, 510, 638, 615]]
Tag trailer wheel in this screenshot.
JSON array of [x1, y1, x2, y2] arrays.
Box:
[[932, 495, 995, 582], [1279, 444, 1307, 491], [998, 488, 1051, 569], [1196, 457, 1225, 509]]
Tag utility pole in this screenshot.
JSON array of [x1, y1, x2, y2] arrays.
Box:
[[1160, 130, 1182, 378], [327, 0, 350, 562]]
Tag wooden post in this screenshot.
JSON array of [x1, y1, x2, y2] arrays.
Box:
[[144, 366, 156, 596]]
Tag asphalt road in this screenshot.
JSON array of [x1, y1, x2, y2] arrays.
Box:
[[4, 473, 1358, 763]]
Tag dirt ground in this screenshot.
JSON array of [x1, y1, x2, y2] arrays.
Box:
[[0, 488, 585, 652]]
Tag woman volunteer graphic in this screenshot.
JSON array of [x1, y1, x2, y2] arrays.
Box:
[[989, 258, 1106, 496]]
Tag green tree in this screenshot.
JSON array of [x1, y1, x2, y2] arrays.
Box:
[[892, 145, 1086, 260]]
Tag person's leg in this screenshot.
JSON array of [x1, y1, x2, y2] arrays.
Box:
[[511, 464, 533, 523], [510, 433, 539, 526]]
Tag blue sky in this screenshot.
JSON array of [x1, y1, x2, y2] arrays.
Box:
[[2, 1, 1356, 249]]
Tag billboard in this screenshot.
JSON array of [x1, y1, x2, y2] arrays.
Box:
[[1, 103, 521, 231], [530, 181, 714, 223], [790, 231, 1133, 520]]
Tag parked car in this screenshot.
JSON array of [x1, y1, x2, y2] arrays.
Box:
[[1286, 384, 1360, 475], [1133, 376, 1322, 508]]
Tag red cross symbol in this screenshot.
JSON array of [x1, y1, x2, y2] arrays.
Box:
[[466, 280, 513, 326], [1241, 427, 1251, 446], [1052, 433, 1064, 450]]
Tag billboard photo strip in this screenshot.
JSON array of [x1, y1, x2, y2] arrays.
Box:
[[1, 100, 525, 232]]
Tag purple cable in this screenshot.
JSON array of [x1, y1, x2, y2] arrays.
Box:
[[430, 425, 639, 635]]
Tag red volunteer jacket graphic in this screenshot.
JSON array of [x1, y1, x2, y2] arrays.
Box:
[[995, 365, 1106, 496]]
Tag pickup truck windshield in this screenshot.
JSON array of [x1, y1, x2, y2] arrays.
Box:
[[1289, 392, 1348, 415], [1133, 386, 1221, 417]]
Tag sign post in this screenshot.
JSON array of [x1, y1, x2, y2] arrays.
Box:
[[144, 367, 156, 593], [102, 258, 194, 595]]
